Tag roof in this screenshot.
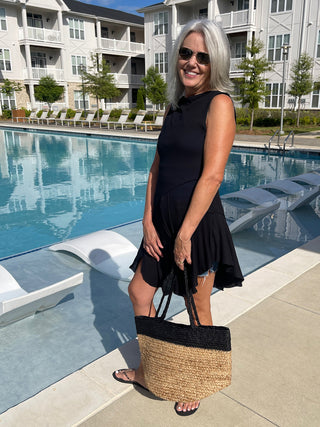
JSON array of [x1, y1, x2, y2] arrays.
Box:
[[137, 2, 165, 13], [63, 0, 144, 26]]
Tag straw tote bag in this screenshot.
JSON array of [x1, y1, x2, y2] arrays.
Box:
[[135, 266, 232, 401]]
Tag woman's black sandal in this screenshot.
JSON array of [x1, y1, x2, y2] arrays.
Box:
[[112, 369, 149, 392], [174, 402, 200, 416]]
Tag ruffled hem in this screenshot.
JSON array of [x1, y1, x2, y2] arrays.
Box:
[[130, 184, 243, 297]]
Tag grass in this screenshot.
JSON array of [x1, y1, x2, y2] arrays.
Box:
[[236, 124, 320, 136]]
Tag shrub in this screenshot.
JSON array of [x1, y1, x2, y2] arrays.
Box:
[[66, 108, 76, 118], [109, 108, 122, 120], [1, 105, 12, 119], [22, 108, 31, 117]]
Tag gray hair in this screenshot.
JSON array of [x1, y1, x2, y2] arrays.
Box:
[[167, 19, 232, 108]]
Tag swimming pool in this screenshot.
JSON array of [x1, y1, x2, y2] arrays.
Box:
[[1, 128, 320, 260], [0, 128, 320, 415]]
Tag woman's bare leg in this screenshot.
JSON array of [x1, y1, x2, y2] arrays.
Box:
[[176, 271, 215, 414], [114, 261, 157, 388]]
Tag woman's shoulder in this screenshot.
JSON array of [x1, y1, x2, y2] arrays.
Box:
[[209, 91, 234, 108]]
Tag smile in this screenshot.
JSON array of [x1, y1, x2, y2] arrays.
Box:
[[184, 70, 198, 77]]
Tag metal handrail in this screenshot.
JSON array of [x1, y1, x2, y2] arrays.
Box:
[[282, 130, 294, 154], [267, 129, 280, 153]]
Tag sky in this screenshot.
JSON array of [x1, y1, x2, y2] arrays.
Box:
[[78, 0, 160, 16]]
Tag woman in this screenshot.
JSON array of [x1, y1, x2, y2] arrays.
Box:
[[113, 19, 243, 416]]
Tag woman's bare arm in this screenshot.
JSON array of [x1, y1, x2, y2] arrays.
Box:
[[142, 150, 164, 261], [174, 94, 235, 268]]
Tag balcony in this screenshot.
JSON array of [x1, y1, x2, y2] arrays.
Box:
[[230, 58, 243, 73], [100, 38, 144, 55], [23, 68, 65, 82], [111, 73, 144, 87], [19, 27, 62, 44], [217, 10, 255, 31]]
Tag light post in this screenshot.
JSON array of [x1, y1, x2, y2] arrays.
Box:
[[79, 64, 86, 114], [280, 43, 290, 135]]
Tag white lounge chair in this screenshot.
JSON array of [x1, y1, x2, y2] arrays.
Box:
[[36, 111, 48, 124], [49, 230, 137, 281], [288, 172, 320, 186], [54, 111, 67, 126], [260, 178, 320, 211], [227, 201, 281, 233], [146, 111, 165, 131], [108, 110, 131, 130], [22, 109, 38, 124], [81, 111, 95, 127], [221, 187, 279, 206], [0, 265, 83, 327], [91, 110, 111, 128], [122, 110, 147, 131], [64, 111, 82, 127]]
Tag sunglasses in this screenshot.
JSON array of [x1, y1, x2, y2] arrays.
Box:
[[178, 47, 210, 65]]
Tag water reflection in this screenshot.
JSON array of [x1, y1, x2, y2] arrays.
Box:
[[0, 129, 319, 259]]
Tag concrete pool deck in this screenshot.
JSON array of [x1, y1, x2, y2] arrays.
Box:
[[0, 235, 319, 426]]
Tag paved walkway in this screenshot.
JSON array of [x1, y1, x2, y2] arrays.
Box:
[[79, 256, 320, 427]]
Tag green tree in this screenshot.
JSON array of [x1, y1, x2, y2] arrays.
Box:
[[142, 66, 167, 114], [288, 53, 313, 127], [81, 54, 120, 119], [237, 39, 273, 130], [136, 87, 145, 110], [34, 76, 64, 110]]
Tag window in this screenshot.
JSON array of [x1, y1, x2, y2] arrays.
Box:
[[0, 48, 11, 71], [265, 83, 283, 108], [31, 52, 46, 68], [69, 18, 85, 40], [317, 31, 320, 58], [101, 26, 109, 38], [27, 13, 43, 28], [130, 32, 136, 42], [235, 41, 246, 58], [199, 8, 208, 18], [268, 34, 290, 61], [312, 87, 320, 108], [238, 0, 249, 10], [74, 90, 89, 109], [71, 55, 86, 75], [155, 52, 168, 74], [1, 92, 15, 109], [154, 12, 168, 35], [0, 8, 7, 31], [271, 0, 292, 13]]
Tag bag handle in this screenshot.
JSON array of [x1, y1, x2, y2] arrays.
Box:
[[155, 263, 202, 327], [184, 264, 202, 328]]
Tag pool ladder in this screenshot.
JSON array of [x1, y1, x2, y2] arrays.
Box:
[[266, 129, 294, 155]]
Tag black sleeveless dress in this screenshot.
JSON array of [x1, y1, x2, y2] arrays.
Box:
[[130, 90, 244, 296]]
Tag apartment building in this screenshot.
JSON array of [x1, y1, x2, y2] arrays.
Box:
[[138, 0, 320, 110], [0, 0, 145, 112]]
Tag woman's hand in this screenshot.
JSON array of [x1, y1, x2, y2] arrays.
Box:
[[174, 234, 192, 271], [143, 220, 163, 262]]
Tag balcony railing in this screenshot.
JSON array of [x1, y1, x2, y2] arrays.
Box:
[[230, 58, 243, 72], [19, 27, 62, 43], [23, 68, 64, 81], [111, 73, 144, 86], [100, 37, 144, 54], [217, 10, 255, 29]]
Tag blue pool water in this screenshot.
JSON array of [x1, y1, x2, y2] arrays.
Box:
[[1, 128, 320, 259], [0, 128, 320, 415]]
